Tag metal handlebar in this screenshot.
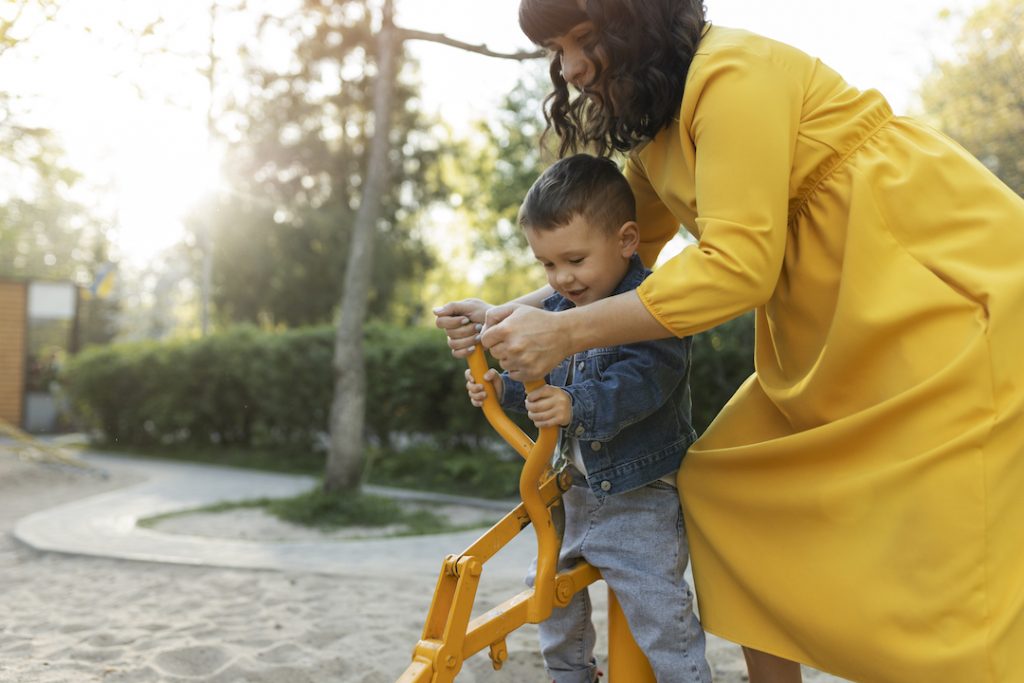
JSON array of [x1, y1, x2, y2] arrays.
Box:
[[466, 347, 559, 621]]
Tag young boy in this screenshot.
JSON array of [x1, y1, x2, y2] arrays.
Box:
[[464, 154, 712, 683]]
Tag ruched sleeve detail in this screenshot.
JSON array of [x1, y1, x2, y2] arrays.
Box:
[[636, 44, 801, 337]]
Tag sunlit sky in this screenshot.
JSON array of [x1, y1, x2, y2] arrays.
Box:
[[2, 0, 987, 265]]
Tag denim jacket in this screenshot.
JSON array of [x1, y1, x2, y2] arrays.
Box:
[[500, 254, 696, 498]]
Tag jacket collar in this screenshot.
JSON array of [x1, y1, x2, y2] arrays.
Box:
[[542, 253, 649, 313]]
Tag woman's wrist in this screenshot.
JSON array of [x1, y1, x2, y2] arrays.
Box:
[[510, 285, 554, 309], [557, 306, 584, 358], [560, 291, 673, 353]]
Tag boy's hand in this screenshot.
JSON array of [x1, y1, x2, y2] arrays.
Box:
[[464, 368, 503, 407], [525, 386, 572, 429]]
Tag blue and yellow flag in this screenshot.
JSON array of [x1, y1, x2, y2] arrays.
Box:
[[83, 262, 116, 300]]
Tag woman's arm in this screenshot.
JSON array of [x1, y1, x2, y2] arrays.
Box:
[[481, 290, 674, 381], [510, 285, 555, 308], [634, 44, 798, 336], [433, 285, 554, 357], [484, 43, 803, 375]]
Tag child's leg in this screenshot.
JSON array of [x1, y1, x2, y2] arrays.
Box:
[[535, 587, 598, 683], [586, 481, 712, 683], [525, 483, 600, 683]]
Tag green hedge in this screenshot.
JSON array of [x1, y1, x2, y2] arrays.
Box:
[[61, 316, 753, 459], [690, 313, 755, 433], [61, 324, 495, 457]]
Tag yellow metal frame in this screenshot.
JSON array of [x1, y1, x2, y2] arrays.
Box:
[[0, 418, 95, 470], [396, 348, 655, 682]]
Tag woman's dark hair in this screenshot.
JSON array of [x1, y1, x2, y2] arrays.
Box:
[[519, 0, 707, 157], [519, 154, 636, 234]]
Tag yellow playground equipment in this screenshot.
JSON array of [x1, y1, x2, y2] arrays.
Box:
[[0, 418, 95, 471], [396, 348, 657, 683]]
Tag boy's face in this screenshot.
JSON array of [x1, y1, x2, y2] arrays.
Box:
[[524, 213, 636, 307]]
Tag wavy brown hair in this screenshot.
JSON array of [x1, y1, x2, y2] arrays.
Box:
[[519, 0, 707, 157]]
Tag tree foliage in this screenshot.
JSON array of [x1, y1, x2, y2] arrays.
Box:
[[187, 0, 445, 329], [0, 0, 117, 345], [0, 0, 61, 58], [445, 67, 555, 303], [919, 0, 1024, 196], [0, 1, 107, 284], [0, 129, 104, 283]]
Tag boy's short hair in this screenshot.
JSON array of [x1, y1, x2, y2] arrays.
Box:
[[518, 154, 636, 234]]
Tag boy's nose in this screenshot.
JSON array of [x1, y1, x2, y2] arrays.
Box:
[[557, 270, 575, 285]]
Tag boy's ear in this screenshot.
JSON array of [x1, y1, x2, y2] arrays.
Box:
[[617, 220, 640, 256]]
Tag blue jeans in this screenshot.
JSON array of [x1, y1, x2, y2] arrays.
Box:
[[526, 475, 712, 683]]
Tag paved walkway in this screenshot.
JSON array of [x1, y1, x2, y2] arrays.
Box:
[[13, 451, 538, 579]]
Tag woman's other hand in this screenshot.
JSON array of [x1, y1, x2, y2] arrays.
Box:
[[433, 298, 492, 358], [480, 304, 570, 382]]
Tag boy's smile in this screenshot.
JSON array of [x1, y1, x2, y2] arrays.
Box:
[[524, 213, 636, 307]]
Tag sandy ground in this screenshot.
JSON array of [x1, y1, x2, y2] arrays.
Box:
[[0, 452, 845, 683]]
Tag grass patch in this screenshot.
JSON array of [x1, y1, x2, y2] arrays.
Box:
[[267, 488, 449, 535], [140, 488, 467, 537], [364, 445, 522, 500], [102, 441, 526, 534], [138, 498, 268, 529]]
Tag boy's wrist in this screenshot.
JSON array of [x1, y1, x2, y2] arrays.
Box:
[[559, 387, 573, 427]]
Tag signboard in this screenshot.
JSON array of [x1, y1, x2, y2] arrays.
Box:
[[27, 281, 77, 320]]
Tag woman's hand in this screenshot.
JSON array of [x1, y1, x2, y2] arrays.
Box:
[[433, 298, 493, 358], [480, 304, 572, 382], [464, 367, 503, 407], [525, 386, 572, 429]]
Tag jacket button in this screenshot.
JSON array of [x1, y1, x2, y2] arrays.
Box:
[[590, 441, 601, 451], [577, 361, 585, 372], [574, 425, 584, 437], [600, 480, 612, 492]]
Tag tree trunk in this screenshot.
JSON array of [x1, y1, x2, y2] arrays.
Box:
[[323, 0, 396, 493]]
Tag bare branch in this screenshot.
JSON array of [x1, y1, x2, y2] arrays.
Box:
[[0, 0, 62, 60], [0, 1, 32, 50], [396, 27, 545, 61]]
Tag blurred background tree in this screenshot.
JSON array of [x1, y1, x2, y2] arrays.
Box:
[[185, 0, 445, 331], [920, 0, 1023, 196], [447, 68, 553, 305], [0, 0, 118, 347]]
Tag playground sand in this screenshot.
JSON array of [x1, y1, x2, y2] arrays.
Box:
[[0, 455, 845, 683]]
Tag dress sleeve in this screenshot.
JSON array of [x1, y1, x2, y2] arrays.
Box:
[[636, 45, 801, 337], [499, 372, 527, 414], [624, 156, 681, 269]]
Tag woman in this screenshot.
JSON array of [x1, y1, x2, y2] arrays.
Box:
[[435, 1, 1024, 681]]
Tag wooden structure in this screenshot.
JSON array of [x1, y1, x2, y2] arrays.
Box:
[[0, 277, 79, 431], [0, 279, 28, 427]]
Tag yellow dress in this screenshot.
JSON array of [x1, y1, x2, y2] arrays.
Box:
[[627, 26, 1024, 682]]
